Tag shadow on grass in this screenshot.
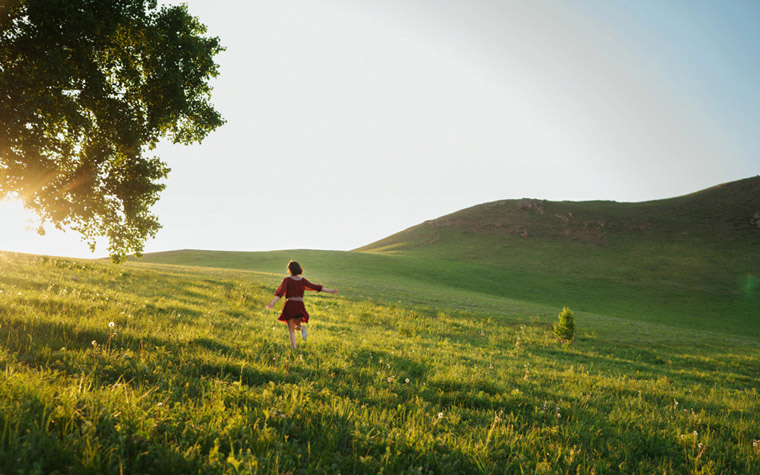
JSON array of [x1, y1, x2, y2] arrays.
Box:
[[0, 316, 281, 391], [537, 342, 760, 392]]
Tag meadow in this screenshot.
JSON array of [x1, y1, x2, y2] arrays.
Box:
[[1, 250, 758, 474], [136, 238, 760, 341], [137, 178, 760, 341]]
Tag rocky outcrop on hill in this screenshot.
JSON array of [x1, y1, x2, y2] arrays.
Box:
[[516, 199, 546, 215], [752, 211, 760, 228]]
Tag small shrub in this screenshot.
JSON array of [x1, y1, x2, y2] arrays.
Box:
[[553, 307, 575, 344]]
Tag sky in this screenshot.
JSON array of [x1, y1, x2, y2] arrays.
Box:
[[1, 0, 759, 259]]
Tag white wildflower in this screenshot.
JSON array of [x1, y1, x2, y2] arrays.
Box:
[[693, 431, 698, 437], [109, 322, 115, 328], [438, 412, 443, 419], [405, 378, 410, 384], [91, 340, 97, 346]]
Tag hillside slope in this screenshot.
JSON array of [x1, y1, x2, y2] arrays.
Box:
[[135, 177, 760, 338], [350, 177, 760, 337], [358, 176, 760, 252]]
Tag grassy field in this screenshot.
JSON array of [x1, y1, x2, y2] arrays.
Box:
[[135, 241, 760, 341], [1, 250, 759, 474], [132, 179, 760, 342], [356, 177, 760, 340]]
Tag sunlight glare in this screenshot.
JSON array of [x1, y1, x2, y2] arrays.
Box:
[[0, 198, 99, 259]]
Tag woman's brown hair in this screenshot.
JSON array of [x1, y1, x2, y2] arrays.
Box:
[[287, 260, 303, 276]]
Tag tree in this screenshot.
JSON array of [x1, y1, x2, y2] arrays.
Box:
[[0, 0, 224, 262], [552, 306, 575, 344]]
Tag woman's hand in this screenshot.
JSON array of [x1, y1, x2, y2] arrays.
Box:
[[266, 296, 280, 309]]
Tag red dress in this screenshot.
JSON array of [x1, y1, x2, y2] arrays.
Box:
[[275, 276, 323, 323]]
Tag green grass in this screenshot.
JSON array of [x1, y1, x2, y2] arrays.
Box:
[[351, 177, 760, 340], [1, 250, 759, 474], [135, 240, 760, 340], [126, 180, 760, 343]]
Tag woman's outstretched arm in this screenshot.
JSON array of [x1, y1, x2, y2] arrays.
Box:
[[267, 279, 287, 308], [266, 296, 281, 309], [303, 278, 337, 294]]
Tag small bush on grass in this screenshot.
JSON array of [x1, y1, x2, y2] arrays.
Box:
[[553, 306, 575, 344]]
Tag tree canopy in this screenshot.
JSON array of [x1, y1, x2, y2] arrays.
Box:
[[0, 0, 224, 262]]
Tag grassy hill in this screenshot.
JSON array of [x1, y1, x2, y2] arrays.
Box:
[[1, 251, 759, 473], [358, 176, 760, 251], [136, 177, 760, 339], [2, 177, 759, 473]]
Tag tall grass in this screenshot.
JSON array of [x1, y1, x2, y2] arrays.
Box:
[[1, 251, 758, 473]]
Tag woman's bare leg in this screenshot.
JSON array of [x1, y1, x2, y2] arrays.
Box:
[[287, 319, 298, 349]]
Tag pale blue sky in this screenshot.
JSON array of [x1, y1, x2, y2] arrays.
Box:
[[1, 0, 758, 258]]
